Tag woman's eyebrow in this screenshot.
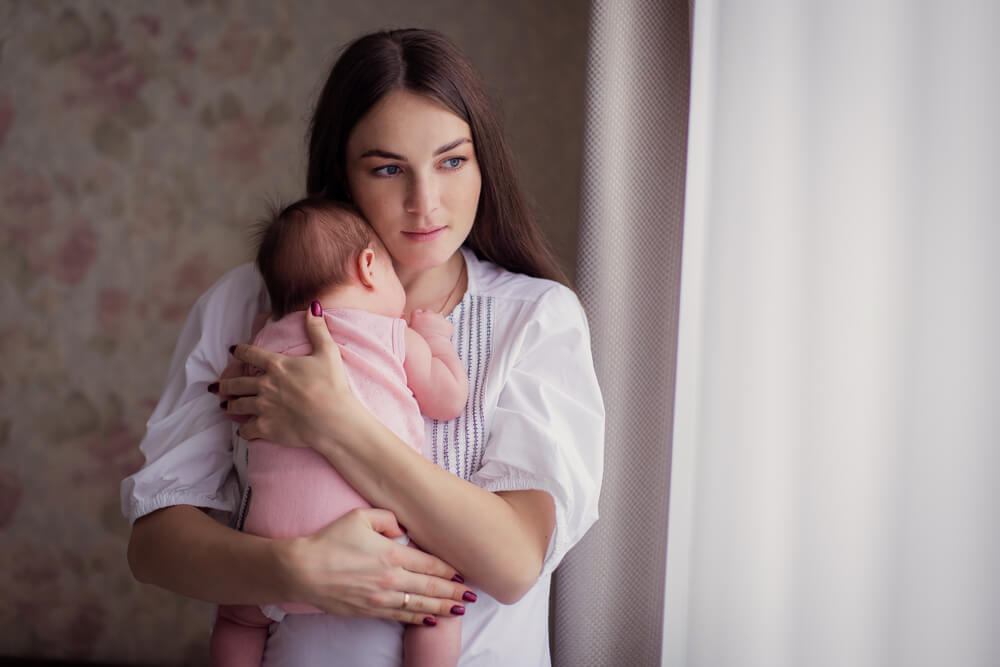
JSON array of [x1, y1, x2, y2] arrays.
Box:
[[358, 138, 471, 161], [360, 148, 405, 160], [433, 137, 471, 155]]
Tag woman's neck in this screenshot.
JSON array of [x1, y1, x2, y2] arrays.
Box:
[[398, 251, 467, 316]]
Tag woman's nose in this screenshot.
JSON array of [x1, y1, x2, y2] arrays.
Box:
[[405, 174, 440, 216]]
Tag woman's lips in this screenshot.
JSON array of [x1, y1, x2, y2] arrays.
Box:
[[402, 226, 446, 242]]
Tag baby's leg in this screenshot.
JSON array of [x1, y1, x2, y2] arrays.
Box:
[[403, 615, 462, 667], [210, 604, 271, 667], [399, 538, 462, 667]]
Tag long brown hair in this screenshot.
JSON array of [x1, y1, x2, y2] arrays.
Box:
[[306, 28, 568, 285]]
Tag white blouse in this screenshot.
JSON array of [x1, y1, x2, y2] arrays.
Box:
[[121, 247, 605, 666]]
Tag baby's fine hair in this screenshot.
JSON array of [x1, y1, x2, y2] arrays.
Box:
[[255, 197, 372, 319]]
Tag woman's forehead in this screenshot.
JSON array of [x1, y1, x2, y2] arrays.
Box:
[[347, 90, 471, 158]]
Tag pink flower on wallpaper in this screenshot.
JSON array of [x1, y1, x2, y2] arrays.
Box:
[[0, 467, 22, 530], [98, 288, 129, 333], [7, 543, 62, 609], [215, 116, 273, 184], [175, 252, 216, 294], [65, 41, 147, 110], [2, 170, 53, 269], [23, 589, 107, 660], [75, 422, 144, 486], [0, 92, 13, 150], [50, 221, 98, 285], [2, 167, 53, 224], [63, 598, 108, 659], [174, 30, 198, 64], [160, 252, 218, 321], [203, 22, 259, 79], [175, 86, 194, 109], [132, 14, 162, 38]]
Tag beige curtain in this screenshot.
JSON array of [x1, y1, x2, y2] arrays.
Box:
[[552, 1, 691, 665], [666, 2, 1000, 666]]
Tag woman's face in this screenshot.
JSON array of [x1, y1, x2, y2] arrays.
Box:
[[345, 89, 482, 278]]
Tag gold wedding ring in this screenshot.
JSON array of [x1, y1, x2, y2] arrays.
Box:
[[401, 592, 411, 610]]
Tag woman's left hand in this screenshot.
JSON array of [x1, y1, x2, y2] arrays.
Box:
[[218, 302, 360, 446]]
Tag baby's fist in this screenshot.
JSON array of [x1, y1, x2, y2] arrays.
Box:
[[408, 309, 454, 338]]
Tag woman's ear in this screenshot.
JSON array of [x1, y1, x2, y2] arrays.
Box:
[[356, 247, 377, 288]]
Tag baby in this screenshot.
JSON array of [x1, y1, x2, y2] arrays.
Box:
[[210, 198, 468, 667]]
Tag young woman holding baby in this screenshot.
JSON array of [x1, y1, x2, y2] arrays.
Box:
[[123, 28, 604, 665]]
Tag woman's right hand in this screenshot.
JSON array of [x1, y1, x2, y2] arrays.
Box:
[[283, 507, 475, 625]]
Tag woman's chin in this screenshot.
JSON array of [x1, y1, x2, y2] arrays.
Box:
[[394, 247, 460, 274]]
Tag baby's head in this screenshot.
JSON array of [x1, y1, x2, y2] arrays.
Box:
[[256, 198, 404, 318]]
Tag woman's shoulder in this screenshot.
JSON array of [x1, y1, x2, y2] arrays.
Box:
[[201, 262, 265, 301], [189, 262, 268, 319]]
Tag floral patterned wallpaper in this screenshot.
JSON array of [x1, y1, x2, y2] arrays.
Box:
[[0, 0, 587, 663]]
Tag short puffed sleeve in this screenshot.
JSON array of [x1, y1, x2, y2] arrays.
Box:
[[120, 263, 264, 524], [469, 284, 605, 577]]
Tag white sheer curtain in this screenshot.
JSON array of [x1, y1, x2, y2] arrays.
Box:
[[666, 2, 1000, 667]]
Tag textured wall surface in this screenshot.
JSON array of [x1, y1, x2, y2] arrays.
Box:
[[0, 1, 587, 662]]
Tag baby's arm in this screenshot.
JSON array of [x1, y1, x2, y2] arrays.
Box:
[[403, 310, 469, 421]]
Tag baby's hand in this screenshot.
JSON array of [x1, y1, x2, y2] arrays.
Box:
[[408, 309, 454, 339]]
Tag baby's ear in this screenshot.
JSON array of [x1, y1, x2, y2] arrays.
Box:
[[356, 247, 377, 288]]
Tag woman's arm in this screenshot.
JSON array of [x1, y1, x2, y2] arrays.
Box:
[[314, 400, 555, 604], [224, 302, 567, 604], [128, 504, 473, 622], [124, 266, 472, 623]]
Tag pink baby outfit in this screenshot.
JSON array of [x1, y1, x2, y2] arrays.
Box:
[[243, 309, 423, 548], [210, 309, 460, 667]]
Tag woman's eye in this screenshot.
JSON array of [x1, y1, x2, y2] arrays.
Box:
[[442, 157, 465, 169], [374, 165, 402, 176]]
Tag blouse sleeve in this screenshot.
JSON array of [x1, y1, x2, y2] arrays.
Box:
[[120, 263, 264, 524], [469, 284, 605, 577]]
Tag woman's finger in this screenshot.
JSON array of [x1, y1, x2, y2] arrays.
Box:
[[359, 507, 406, 540], [394, 570, 475, 611], [236, 417, 261, 441], [361, 589, 463, 626], [225, 395, 259, 416], [217, 375, 261, 399], [387, 537, 462, 584], [303, 300, 338, 358], [401, 592, 467, 619], [230, 341, 280, 371]]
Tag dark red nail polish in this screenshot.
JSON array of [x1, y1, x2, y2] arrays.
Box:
[[451, 574, 464, 584], [311, 301, 323, 317], [450, 605, 465, 616], [423, 616, 437, 627], [462, 591, 477, 603], [228, 345, 237, 355], [219, 401, 228, 410], [207, 382, 219, 394]]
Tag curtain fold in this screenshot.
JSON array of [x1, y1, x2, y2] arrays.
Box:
[[552, 1, 691, 665], [666, 2, 1000, 666]]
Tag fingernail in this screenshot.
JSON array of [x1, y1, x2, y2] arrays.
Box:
[[451, 574, 464, 584], [219, 401, 228, 410], [229, 345, 237, 355], [207, 382, 219, 394], [463, 591, 477, 603], [311, 301, 323, 317], [450, 605, 465, 616], [423, 616, 437, 627]]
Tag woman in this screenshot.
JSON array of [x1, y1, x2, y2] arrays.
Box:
[[123, 29, 603, 665]]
